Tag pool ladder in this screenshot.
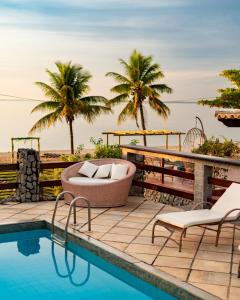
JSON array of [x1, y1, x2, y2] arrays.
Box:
[[51, 191, 91, 246]]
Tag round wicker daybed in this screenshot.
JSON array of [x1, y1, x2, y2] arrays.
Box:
[[61, 158, 136, 207]]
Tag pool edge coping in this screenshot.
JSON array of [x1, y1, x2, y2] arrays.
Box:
[[0, 220, 220, 300]]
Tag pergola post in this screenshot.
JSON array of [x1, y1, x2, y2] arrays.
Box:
[[165, 135, 169, 150], [178, 134, 182, 151], [11, 138, 14, 163]]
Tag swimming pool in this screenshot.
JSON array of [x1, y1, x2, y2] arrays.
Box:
[[0, 229, 176, 300]]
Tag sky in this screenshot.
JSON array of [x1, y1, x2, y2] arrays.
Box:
[[0, 0, 239, 151]]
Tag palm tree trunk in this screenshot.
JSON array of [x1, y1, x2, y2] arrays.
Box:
[[69, 120, 74, 154], [139, 103, 147, 146]]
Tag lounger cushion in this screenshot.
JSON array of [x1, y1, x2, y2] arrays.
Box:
[[156, 210, 227, 228], [69, 177, 116, 186], [78, 161, 98, 178], [94, 164, 112, 178], [111, 164, 128, 180], [211, 183, 240, 219]]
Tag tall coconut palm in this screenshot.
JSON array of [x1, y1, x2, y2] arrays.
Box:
[[106, 49, 172, 146], [30, 61, 111, 154]]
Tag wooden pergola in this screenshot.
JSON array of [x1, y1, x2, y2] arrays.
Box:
[[11, 137, 40, 162], [102, 130, 185, 151]]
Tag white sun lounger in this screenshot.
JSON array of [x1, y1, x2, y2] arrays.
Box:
[[152, 183, 240, 251]]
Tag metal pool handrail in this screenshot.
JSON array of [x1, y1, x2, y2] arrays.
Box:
[[52, 191, 75, 235], [64, 196, 91, 243]]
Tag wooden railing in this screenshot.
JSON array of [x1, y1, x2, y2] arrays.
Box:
[[121, 144, 240, 205], [0, 161, 76, 199]]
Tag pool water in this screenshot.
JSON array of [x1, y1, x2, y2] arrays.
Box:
[[0, 229, 176, 300]]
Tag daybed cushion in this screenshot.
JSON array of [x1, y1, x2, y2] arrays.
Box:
[[78, 161, 98, 178], [69, 177, 116, 186], [94, 164, 112, 178], [155, 210, 225, 228], [111, 164, 128, 180]]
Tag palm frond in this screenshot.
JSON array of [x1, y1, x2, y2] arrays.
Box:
[[108, 93, 129, 106], [148, 98, 170, 119], [118, 101, 137, 124], [150, 84, 172, 94], [35, 82, 62, 101], [105, 72, 130, 84], [31, 101, 61, 113], [79, 104, 112, 122], [29, 109, 62, 134], [110, 83, 131, 94], [79, 96, 108, 104]]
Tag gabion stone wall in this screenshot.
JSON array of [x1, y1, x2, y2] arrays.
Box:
[[16, 149, 40, 202]]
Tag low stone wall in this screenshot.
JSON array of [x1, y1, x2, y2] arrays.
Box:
[[16, 149, 40, 202]]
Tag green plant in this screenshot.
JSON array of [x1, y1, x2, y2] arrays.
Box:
[[40, 168, 63, 197], [61, 144, 84, 162], [198, 69, 240, 109], [192, 137, 240, 158], [106, 49, 172, 146], [30, 61, 111, 154], [83, 153, 92, 160], [94, 144, 122, 159], [130, 138, 140, 145], [90, 137, 103, 146]]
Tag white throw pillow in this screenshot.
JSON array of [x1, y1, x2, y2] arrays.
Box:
[[94, 164, 112, 178], [111, 164, 128, 180], [78, 161, 98, 178]]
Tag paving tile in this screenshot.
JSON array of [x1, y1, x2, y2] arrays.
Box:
[[202, 235, 233, 245], [188, 270, 230, 286], [192, 259, 230, 273], [191, 282, 228, 300], [231, 264, 239, 275], [229, 287, 240, 300], [231, 275, 240, 288], [160, 246, 197, 258], [123, 216, 150, 224], [20, 209, 50, 215], [91, 218, 118, 226], [140, 228, 170, 237], [116, 221, 146, 229], [10, 213, 39, 220], [157, 266, 189, 281], [109, 226, 141, 236], [196, 250, 232, 262], [126, 243, 161, 255], [130, 253, 156, 264], [154, 256, 192, 269], [103, 241, 129, 251], [0, 212, 16, 219], [232, 253, 240, 263], [199, 242, 232, 253], [102, 233, 135, 243], [133, 236, 167, 246], [82, 224, 112, 232], [104, 210, 129, 216], [165, 239, 199, 249]]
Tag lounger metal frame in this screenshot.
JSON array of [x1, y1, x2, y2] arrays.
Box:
[[152, 201, 240, 252]]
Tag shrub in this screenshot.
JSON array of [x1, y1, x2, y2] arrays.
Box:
[[94, 144, 122, 159], [130, 138, 140, 145], [192, 137, 239, 158], [61, 144, 84, 162], [83, 153, 92, 160]]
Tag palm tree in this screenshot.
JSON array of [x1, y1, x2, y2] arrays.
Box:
[[30, 61, 111, 154], [106, 49, 172, 146]]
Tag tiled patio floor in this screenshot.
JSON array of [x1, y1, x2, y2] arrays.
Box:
[[0, 197, 239, 300]]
